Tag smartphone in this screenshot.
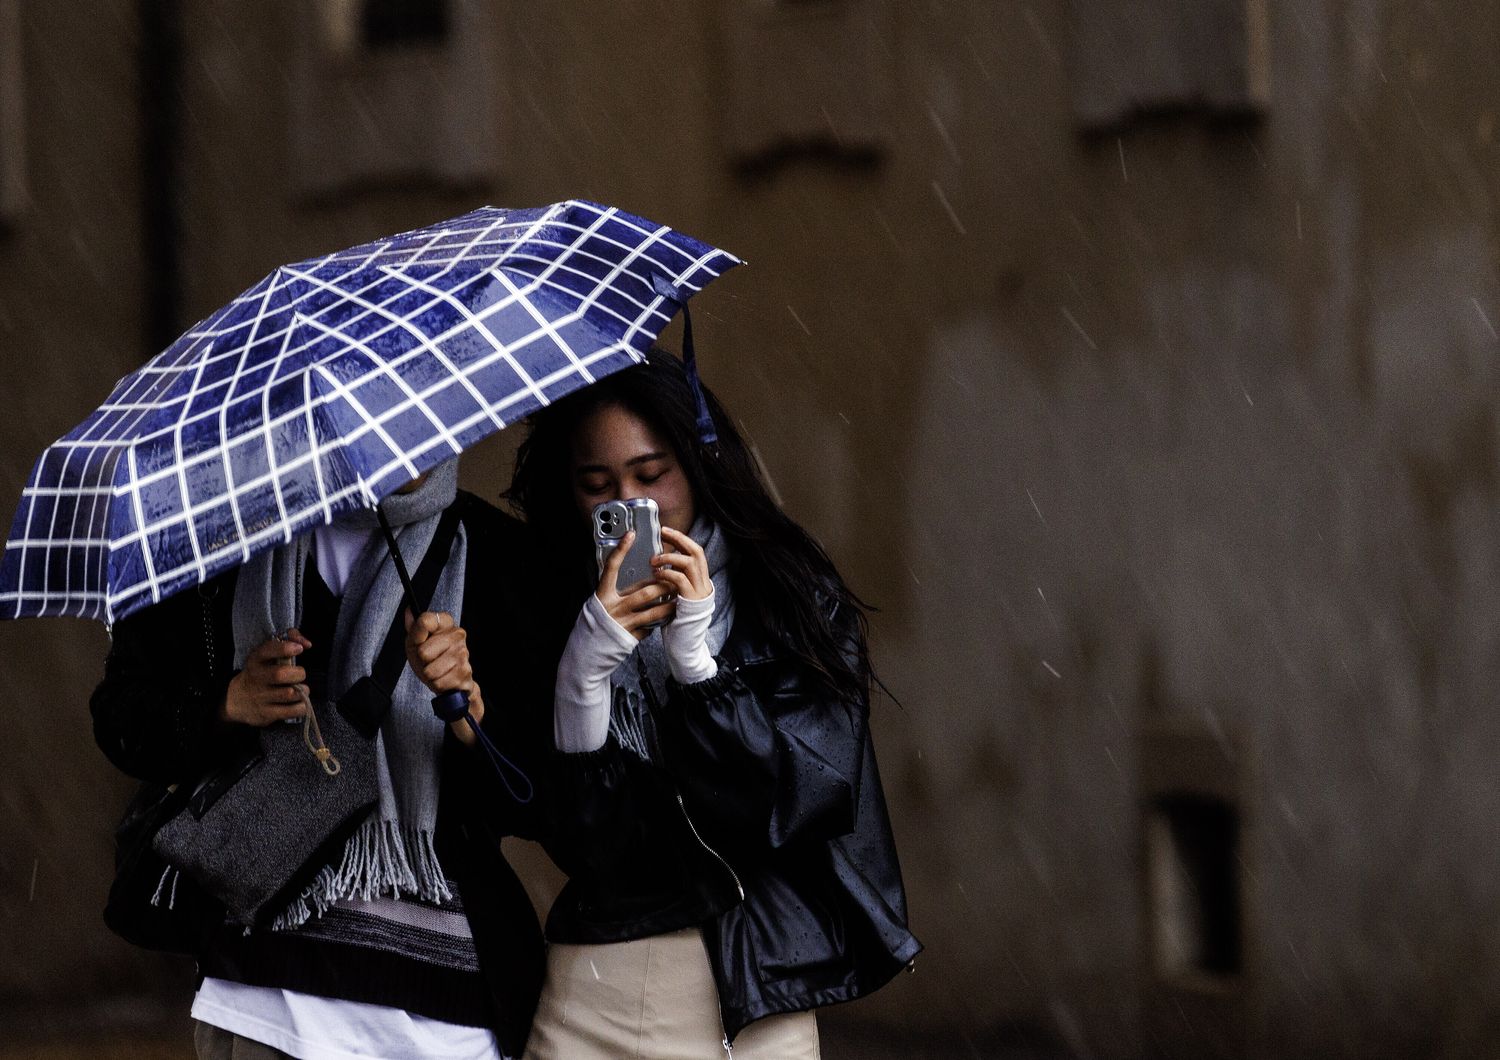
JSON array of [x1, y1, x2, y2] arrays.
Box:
[[593, 498, 665, 595]]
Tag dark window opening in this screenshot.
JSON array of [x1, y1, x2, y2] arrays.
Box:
[[361, 0, 449, 50], [1147, 793, 1242, 979]]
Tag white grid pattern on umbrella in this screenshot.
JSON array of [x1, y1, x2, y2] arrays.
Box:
[[0, 200, 741, 623]]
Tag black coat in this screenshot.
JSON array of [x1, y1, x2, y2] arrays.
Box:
[[541, 598, 921, 1042], [89, 491, 550, 1058]]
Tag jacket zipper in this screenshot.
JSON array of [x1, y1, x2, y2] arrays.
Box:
[[632, 652, 745, 903], [678, 796, 742, 1059], [676, 790, 744, 902]]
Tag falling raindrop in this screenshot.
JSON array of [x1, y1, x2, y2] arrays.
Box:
[[930, 181, 967, 236], [1059, 306, 1098, 351], [1025, 488, 1048, 528], [1472, 298, 1497, 340]]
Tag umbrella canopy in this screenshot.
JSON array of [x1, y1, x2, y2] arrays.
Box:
[[0, 200, 741, 623]]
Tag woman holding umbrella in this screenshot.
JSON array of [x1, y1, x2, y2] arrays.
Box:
[[507, 349, 920, 1058], [90, 463, 550, 1060]]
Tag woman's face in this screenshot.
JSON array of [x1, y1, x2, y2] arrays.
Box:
[[570, 404, 696, 533]]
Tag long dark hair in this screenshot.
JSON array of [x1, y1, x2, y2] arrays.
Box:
[[506, 348, 871, 707]]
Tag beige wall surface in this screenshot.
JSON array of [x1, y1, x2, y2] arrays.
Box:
[[3, 2, 1500, 1057]]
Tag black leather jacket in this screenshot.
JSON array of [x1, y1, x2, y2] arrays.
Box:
[[542, 598, 921, 1042]]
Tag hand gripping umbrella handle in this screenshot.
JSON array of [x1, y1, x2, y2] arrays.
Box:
[[377, 503, 534, 805]]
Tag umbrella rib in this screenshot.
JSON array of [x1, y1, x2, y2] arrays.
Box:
[[121, 446, 163, 614], [484, 204, 644, 387], [116, 268, 298, 426], [289, 264, 515, 441], [17, 484, 116, 496], [176, 249, 381, 368], [421, 202, 564, 406], [294, 310, 463, 460], [46, 447, 82, 608], [171, 265, 289, 581], [168, 340, 218, 580], [213, 269, 295, 566], [305, 359, 424, 497], [382, 243, 661, 306], [381, 263, 552, 406], [276, 205, 566, 422], [431, 204, 670, 397], [362, 209, 536, 434], [255, 307, 310, 551], [443, 199, 579, 400], [302, 367, 335, 527]]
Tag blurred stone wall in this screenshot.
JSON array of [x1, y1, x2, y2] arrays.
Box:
[[3, 2, 1500, 1057]]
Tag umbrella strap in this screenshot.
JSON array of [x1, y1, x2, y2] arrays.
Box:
[[431, 691, 535, 804], [679, 303, 719, 451], [650, 272, 717, 451]]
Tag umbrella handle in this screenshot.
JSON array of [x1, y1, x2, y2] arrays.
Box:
[[431, 690, 535, 804], [378, 501, 533, 803], [374, 505, 420, 615]]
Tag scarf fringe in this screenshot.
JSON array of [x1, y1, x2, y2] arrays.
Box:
[[269, 818, 452, 931], [613, 688, 658, 763], [609, 518, 734, 768], [150, 866, 179, 910]]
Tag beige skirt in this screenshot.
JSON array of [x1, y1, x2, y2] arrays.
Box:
[[523, 927, 819, 1060]]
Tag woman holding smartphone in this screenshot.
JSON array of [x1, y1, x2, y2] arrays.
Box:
[[507, 348, 920, 1059]]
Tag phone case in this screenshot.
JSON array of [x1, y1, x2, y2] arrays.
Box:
[[593, 498, 664, 594]]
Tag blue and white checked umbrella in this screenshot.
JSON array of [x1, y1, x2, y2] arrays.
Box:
[[0, 200, 741, 624]]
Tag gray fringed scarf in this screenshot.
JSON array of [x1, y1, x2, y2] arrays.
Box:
[[230, 460, 466, 930], [610, 517, 734, 763]]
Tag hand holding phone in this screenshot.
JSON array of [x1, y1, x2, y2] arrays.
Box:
[[592, 499, 674, 636], [593, 499, 664, 592]]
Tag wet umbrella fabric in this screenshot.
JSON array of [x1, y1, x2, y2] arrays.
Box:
[[0, 200, 741, 624]]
